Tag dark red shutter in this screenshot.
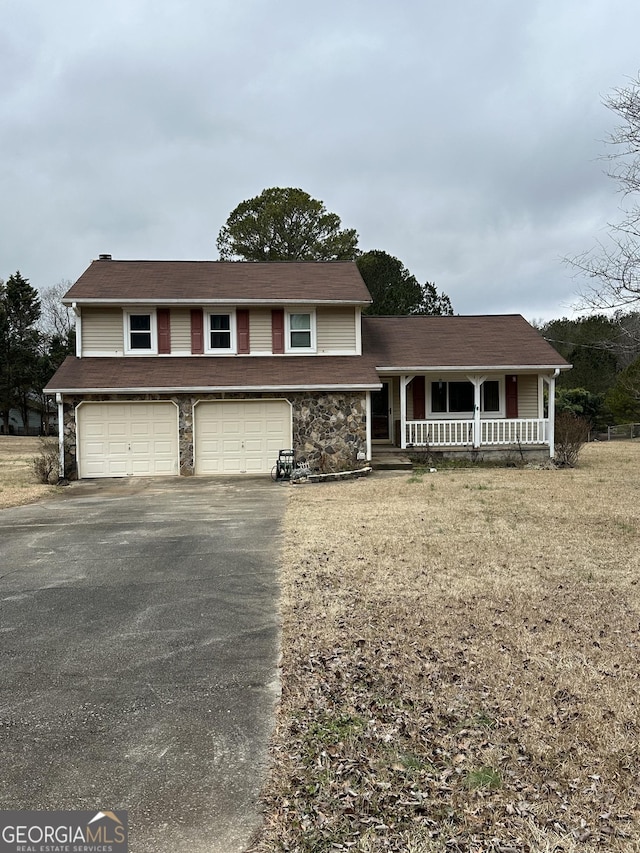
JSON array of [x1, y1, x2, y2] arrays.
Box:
[[237, 309, 250, 354], [272, 309, 285, 354], [412, 376, 426, 419], [191, 309, 204, 354], [157, 308, 171, 354], [506, 374, 518, 418]]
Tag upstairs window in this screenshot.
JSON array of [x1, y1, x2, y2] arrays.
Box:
[[286, 311, 315, 352], [125, 311, 157, 354], [206, 312, 235, 353]]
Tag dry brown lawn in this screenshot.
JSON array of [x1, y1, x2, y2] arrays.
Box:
[[253, 441, 640, 852], [0, 436, 58, 508]]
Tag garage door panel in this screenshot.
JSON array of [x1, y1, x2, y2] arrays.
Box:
[[130, 440, 151, 454], [106, 460, 128, 477], [129, 422, 152, 437], [107, 423, 127, 438], [243, 421, 262, 435], [106, 440, 129, 455], [77, 403, 179, 479], [131, 461, 153, 475], [222, 456, 243, 472], [222, 422, 241, 435], [195, 400, 291, 475], [151, 440, 174, 454]]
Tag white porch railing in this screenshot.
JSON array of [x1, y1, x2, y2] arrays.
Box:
[[406, 418, 548, 448]]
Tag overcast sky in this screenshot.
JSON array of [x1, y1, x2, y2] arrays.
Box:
[[2, 0, 639, 321]]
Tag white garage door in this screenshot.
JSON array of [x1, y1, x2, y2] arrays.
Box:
[[194, 400, 292, 474], [77, 402, 179, 478]]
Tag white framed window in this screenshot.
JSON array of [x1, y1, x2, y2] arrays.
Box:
[[124, 310, 157, 354], [482, 380, 500, 413], [430, 380, 502, 414], [285, 310, 316, 353], [205, 311, 236, 353]]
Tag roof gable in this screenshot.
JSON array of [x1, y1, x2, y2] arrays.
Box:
[[63, 259, 372, 305]]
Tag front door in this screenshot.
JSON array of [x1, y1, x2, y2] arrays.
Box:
[[371, 381, 391, 440]]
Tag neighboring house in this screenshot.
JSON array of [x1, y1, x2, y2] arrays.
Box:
[[44, 257, 570, 479], [1, 403, 58, 436]]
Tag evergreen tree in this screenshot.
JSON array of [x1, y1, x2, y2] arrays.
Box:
[[357, 250, 453, 316], [0, 272, 42, 433], [606, 356, 640, 422], [217, 187, 359, 261]]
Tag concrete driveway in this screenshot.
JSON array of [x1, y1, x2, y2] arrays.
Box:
[[0, 476, 286, 853]]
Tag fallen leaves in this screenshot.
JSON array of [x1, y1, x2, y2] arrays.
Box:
[[250, 443, 640, 852]]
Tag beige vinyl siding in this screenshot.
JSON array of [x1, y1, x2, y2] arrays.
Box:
[[81, 308, 124, 355], [316, 307, 357, 353], [518, 374, 539, 418], [170, 309, 192, 353], [250, 309, 273, 353]]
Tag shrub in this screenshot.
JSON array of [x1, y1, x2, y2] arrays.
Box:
[[32, 438, 59, 484], [554, 412, 589, 467]]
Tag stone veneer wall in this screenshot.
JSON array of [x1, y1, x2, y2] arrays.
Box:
[[62, 391, 368, 478], [289, 391, 367, 472]]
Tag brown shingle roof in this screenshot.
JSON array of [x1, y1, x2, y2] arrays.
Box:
[[63, 260, 372, 304], [45, 356, 381, 393], [362, 315, 570, 370]]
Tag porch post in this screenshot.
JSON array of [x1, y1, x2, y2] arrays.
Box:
[[56, 393, 65, 481], [366, 390, 372, 462], [547, 369, 560, 458], [400, 376, 409, 449], [467, 375, 486, 449]]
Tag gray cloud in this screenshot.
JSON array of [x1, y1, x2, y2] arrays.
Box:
[[2, 0, 639, 321]]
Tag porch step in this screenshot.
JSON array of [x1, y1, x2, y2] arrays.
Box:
[[371, 445, 413, 471]]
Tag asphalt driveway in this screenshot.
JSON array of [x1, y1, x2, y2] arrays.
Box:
[[0, 476, 286, 852]]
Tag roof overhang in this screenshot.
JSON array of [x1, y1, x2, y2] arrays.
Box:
[[46, 382, 381, 395], [375, 364, 572, 373], [63, 298, 371, 307]]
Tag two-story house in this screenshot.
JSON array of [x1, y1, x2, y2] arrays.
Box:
[[45, 257, 570, 479]]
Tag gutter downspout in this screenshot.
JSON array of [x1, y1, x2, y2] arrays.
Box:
[[56, 393, 65, 482], [547, 369, 560, 458]]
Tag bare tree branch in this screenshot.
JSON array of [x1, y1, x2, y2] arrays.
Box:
[[569, 73, 640, 311]]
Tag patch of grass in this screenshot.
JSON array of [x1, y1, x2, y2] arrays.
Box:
[[396, 752, 437, 774], [465, 766, 503, 790], [463, 481, 490, 491], [306, 712, 366, 745], [408, 467, 426, 483], [0, 436, 58, 508]]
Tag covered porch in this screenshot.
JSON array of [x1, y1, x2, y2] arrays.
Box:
[[370, 370, 560, 458]]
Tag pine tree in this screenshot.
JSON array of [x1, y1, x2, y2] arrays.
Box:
[[0, 272, 42, 433]]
